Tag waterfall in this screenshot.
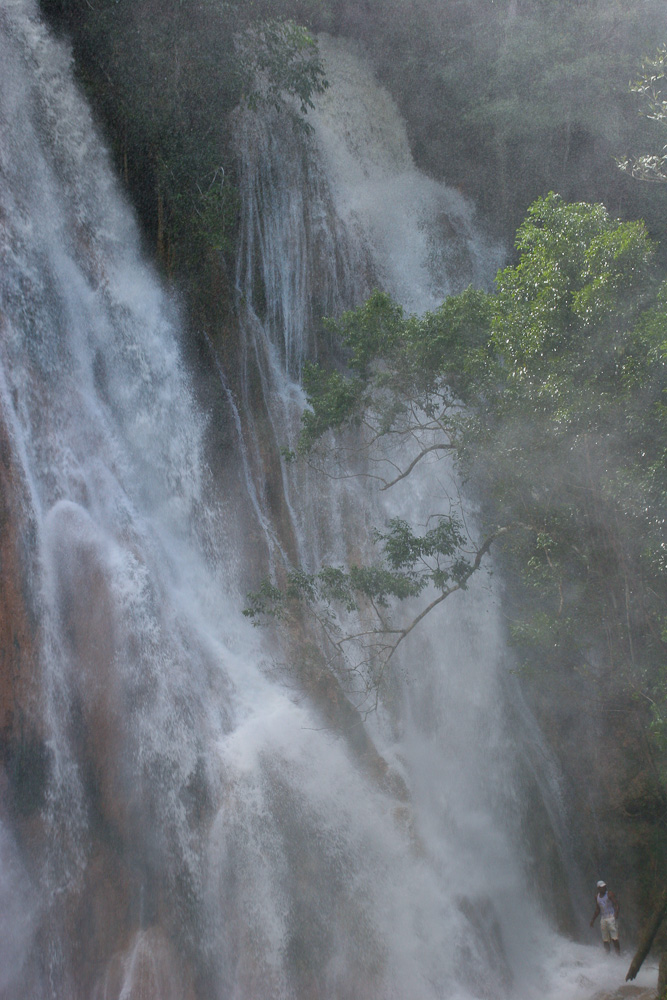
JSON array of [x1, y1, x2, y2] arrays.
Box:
[[0, 5, 652, 1000], [0, 5, 249, 995], [229, 31, 558, 1000]]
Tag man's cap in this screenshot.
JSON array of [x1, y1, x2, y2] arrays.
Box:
[[597, 880, 607, 888]]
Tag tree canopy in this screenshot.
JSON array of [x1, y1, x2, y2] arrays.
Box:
[[42, 0, 328, 276]]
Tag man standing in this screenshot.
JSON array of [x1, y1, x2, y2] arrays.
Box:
[[590, 880, 621, 954]]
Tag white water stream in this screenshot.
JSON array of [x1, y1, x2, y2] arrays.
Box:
[[0, 5, 655, 999]]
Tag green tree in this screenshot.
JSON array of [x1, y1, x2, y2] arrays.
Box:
[[41, 0, 327, 274], [470, 197, 666, 708], [235, 17, 328, 117], [249, 194, 667, 716]]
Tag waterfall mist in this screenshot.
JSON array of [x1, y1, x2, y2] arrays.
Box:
[[0, 5, 655, 999]]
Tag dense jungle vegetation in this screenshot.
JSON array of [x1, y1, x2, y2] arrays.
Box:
[[41, 0, 667, 919], [43, 0, 667, 268]]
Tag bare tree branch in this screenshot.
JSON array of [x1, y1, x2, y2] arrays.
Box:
[[378, 442, 456, 490]]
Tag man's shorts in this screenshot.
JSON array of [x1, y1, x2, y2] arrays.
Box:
[[600, 916, 619, 942]]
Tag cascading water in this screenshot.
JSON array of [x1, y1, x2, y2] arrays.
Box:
[[0, 5, 657, 999], [229, 31, 581, 1000]]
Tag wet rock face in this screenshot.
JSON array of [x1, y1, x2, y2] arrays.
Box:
[[0, 413, 49, 993], [0, 416, 204, 998], [0, 412, 43, 815], [92, 928, 197, 1000], [45, 500, 129, 838], [525, 668, 667, 941]]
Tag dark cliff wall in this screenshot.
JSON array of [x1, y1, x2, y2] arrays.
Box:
[[525, 661, 667, 941]]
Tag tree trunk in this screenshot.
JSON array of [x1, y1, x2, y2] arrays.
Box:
[[156, 186, 165, 264], [626, 888, 667, 981], [657, 952, 667, 997]]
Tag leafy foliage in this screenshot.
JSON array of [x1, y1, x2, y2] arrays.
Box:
[[462, 199, 666, 712], [299, 287, 492, 476], [245, 514, 470, 619], [41, 0, 328, 275], [244, 512, 496, 704], [235, 18, 328, 117]]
